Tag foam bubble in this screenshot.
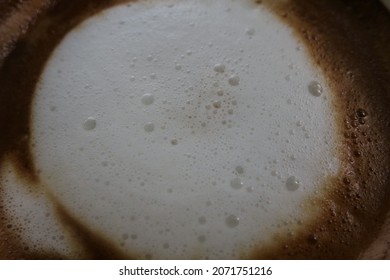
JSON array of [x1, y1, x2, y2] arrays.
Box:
[[144, 122, 155, 132], [213, 100, 221, 109], [245, 28, 255, 36], [356, 108, 367, 118], [235, 166, 244, 174], [308, 81, 323, 97], [175, 63, 182, 70], [142, 94, 154, 105], [198, 235, 206, 243], [214, 64, 226, 73], [230, 178, 244, 189], [228, 75, 240, 86], [83, 117, 96, 131], [286, 176, 300, 191], [198, 216, 207, 225], [225, 215, 240, 228], [147, 54, 154, 61]]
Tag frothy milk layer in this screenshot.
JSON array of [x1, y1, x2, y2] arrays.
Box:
[[27, 0, 339, 259]]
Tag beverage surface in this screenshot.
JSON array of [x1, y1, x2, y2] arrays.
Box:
[[0, 0, 390, 259]]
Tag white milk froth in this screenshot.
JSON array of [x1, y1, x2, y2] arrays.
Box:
[[2, 0, 340, 259]]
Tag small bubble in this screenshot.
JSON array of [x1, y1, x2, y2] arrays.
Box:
[[150, 73, 156, 79], [230, 178, 244, 189], [142, 94, 154, 105], [290, 155, 297, 160], [198, 235, 206, 243], [213, 100, 221, 109], [122, 234, 129, 240], [286, 176, 300, 191], [307, 233, 319, 245], [356, 108, 367, 118], [198, 216, 207, 225], [217, 89, 224, 96], [343, 177, 351, 185], [235, 166, 244, 174], [83, 117, 96, 131], [308, 81, 323, 97], [175, 63, 182, 70], [147, 54, 154, 61], [225, 215, 240, 228], [144, 122, 155, 132], [171, 138, 178, 145], [245, 28, 255, 36], [228, 75, 240, 86], [186, 49, 192, 55], [214, 64, 226, 73]]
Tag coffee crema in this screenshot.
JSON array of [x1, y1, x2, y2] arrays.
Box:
[[0, 0, 390, 259]]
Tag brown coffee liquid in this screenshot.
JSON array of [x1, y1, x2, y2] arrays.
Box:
[[0, 0, 389, 259]]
